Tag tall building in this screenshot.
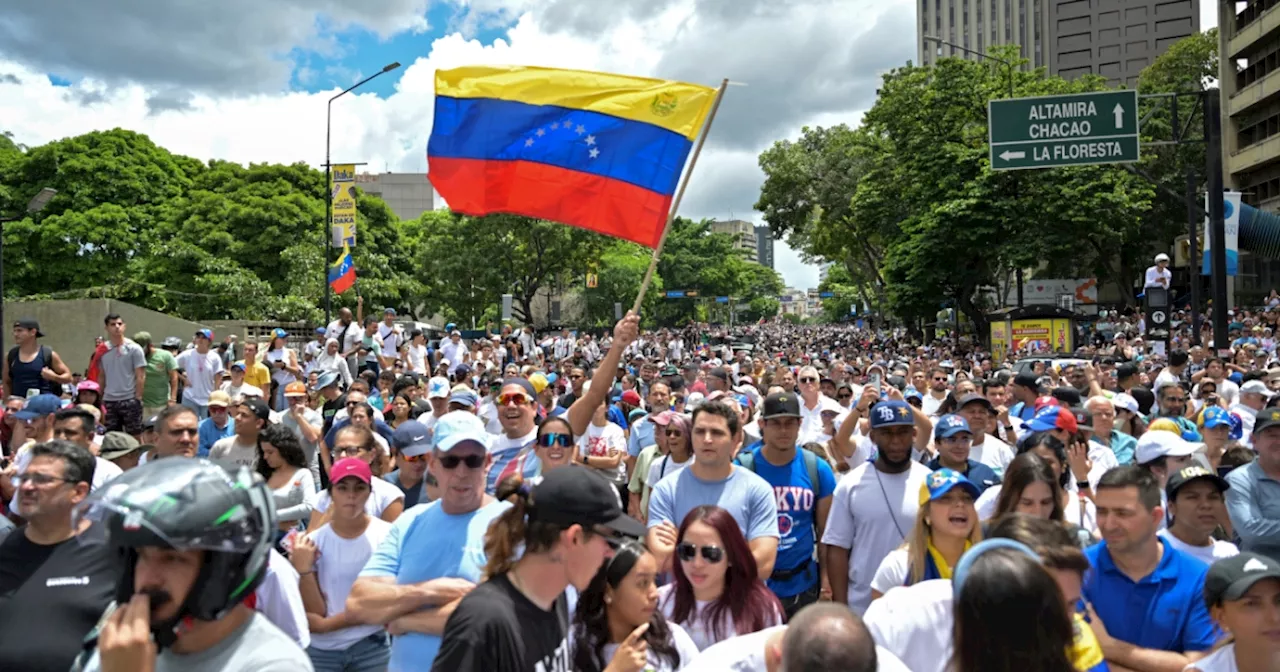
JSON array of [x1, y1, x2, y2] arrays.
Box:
[[354, 172, 435, 222], [917, 0, 1199, 87], [709, 219, 759, 263], [755, 225, 775, 269]]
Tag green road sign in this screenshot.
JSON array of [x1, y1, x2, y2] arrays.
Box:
[[989, 90, 1139, 171]]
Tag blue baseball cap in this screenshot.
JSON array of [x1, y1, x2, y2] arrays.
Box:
[[392, 419, 433, 458], [14, 393, 62, 421], [448, 387, 479, 409], [919, 468, 981, 505], [272, 328, 288, 339], [934, 414, 973, 440], [432, 411, 490, 453], [314, 327, 327, 335], [1200, 406, 1232, 430], [869, 400, 914, 428], [1228, 410, 1244, 441], [1026, 405, 1078, 433], [194, 328, 214, 341]]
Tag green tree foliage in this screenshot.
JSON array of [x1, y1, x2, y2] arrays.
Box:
[[759, 45, 1173, 337]]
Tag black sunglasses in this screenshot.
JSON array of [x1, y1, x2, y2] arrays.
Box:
[[676, 542, 724, 564], [537, 433, 573, 448], [438, 454, 485, 470]]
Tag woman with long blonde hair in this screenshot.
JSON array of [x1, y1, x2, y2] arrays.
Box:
[[869, 468, 983, 600]]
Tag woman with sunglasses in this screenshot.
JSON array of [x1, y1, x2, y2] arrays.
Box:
[[1183, 553, 1280, 672], [870, 468, 983, 600], [645, 414, 693, 513], [658, 505, 783, 651], [530, 416, 576, 485], [571, 541, 698, 672], [309, 425, 403, 528]]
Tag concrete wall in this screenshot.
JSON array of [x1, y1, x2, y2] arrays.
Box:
[[5, 299, 211, 374]]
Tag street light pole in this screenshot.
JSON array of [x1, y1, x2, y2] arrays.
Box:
[[922, 37, 1025, 307], [0, 187, 56, 381], [324, 61, 401, 327]]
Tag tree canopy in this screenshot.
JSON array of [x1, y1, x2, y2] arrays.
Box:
[[0, 128, 784, 327]]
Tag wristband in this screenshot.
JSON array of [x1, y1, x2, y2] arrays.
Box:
[[1076, 480, 1091, 490]]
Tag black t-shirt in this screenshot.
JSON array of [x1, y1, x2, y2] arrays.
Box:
[[322, 394, 347, 435], [431, 574, 570, 672], [0, 524, 119, 672]]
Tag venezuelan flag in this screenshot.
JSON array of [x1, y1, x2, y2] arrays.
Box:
[[428, 66, 717, 248], [329, 245, 356, 295]]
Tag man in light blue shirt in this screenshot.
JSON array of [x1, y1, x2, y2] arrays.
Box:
[[646, 400, 780, 578], [347, 411, 511, 671], [196, 390, 234, 457], [1226, 408, 1280, 562]]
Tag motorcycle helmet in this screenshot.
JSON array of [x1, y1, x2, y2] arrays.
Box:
[[74, 458, 275, 648]]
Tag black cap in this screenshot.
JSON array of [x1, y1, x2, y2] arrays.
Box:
[[240, 398, 271, 424], [761, 392, 802, 419], [955, 393, 994, 414], [1013, 372, 1040, 390], [1070, 406, 1094, 433], [1253, 407, 1280, 435], [528, 465, 645, 539], [708, 367, 732, 383], [14, 319, 43, 337], [1204, 553, 1280, 606], [1166, 464, 1229, 501]]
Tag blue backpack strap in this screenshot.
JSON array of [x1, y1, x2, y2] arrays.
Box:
[[802, 448, 820, 493], [737, 449, 756, 472]]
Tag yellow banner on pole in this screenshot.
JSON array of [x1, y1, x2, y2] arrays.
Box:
[[331, 164, 357, 247]]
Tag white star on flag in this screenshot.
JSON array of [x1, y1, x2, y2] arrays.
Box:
[[585, 135, 596, 146], [536, 128, 546, 137], [550, 122, 560, 130], [575, 125, 586, 135], [589, 147, 600, 159], [525, 138, 534, 147]]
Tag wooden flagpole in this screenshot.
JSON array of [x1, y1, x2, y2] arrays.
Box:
[[631, 78, 731, 315]]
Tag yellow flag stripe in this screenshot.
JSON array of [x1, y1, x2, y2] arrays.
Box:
[[435, 65, 716, 141]]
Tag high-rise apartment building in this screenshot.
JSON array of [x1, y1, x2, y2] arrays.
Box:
[[354, 172, 435, 222], [709, 219, 759, 263], [1219, 1, 1280, 211], [755, 225, 775, 269], [917, 0, 1199, 88]]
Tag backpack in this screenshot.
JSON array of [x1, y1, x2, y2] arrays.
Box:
[[7, 345, 54, 392], [737, 446, 822, 494]]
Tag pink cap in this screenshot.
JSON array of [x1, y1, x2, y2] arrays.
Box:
[[329, 458, 372, 485]]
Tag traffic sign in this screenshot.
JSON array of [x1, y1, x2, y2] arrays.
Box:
[[989, 90, 1139, 171], [819, 291, 834, 298], [715, 296, 730, 303], [665, 290, 686, 299]]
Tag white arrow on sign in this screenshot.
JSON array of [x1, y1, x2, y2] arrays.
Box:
[[1113, 103, 1125, 129], [999, 150, 1026, 161]]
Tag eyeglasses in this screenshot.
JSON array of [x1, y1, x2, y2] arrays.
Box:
[[210, 407, 228, 414], [498, 393, 532, 407], [837, 393, 853, 400], [676, 542, 724, 564], [933, 377, 947, 382], [798, 377, 818, 384], [333, 445, 369, 457], [537, 433, 573, 448], [400, 453, 429, 463], [438, 454, 485, 470], [15, 472, 73, 487], [664, 429, 683, 437]]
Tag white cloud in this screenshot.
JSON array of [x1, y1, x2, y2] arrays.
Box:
[[1, 0, 911, 291]]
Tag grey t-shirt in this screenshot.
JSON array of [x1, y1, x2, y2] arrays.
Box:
[[78, 611, 312, 672], [99, 340, 147, 401]]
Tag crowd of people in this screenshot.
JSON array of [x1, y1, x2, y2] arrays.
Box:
[[0, 305, 1277, 672]]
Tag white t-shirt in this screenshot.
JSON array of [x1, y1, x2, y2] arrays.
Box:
[[647, 453, 692, 492], [969, 436, 1014, 478], [1145, 264, 1172, 289], [407, 343, 428, 374], [870, 548, 911, 595], [921, 393, 946, 419], [657, 584, 783, 652], [976, 481, 1099, 533], [820, 461, 932, 614], [578, 421, 627, 483], [439, 341, 468, 373], [1158, 529, 1240, 565], [685, 624, 910, 672], [255, 549, 310, 650], [589, 621, 699, 672], [92, 456, 123, 492], [176, 349, 224, 406], [843, 426, 876, 468], [209, 436, 258, 469], [315, 477, 403, 518], [1184, 643, 1239, 671], [864, 579, 954, 672], [307, 518, 393, 650]]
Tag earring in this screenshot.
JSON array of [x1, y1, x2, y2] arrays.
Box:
[[604, 596, 612, 604]]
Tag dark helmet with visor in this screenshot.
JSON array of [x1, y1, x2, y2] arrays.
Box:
[[73, 457, 276, 648]]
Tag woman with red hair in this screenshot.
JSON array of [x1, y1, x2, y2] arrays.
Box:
[[658, 505, 783, 651]]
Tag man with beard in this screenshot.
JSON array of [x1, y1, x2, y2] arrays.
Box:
[[822, 399, 933, 615], [70, 458, 311, 672]]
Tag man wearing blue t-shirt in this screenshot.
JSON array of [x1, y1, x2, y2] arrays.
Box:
[[347, 411, 511, 671], [737, 392, 837, 619], [646, 400, 780, 578], [1083, 465, 1216, 671]]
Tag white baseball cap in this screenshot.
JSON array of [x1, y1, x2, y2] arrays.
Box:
[[1112, 393, 1139, 415], [1135, 431, 1200, 465], [1155, 253, 1170, 263]]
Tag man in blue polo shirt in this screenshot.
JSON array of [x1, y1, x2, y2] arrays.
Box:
[[735, 391, 837, 618], [1083, 465, 1216, 670], [925, 415, 1000, 494]]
